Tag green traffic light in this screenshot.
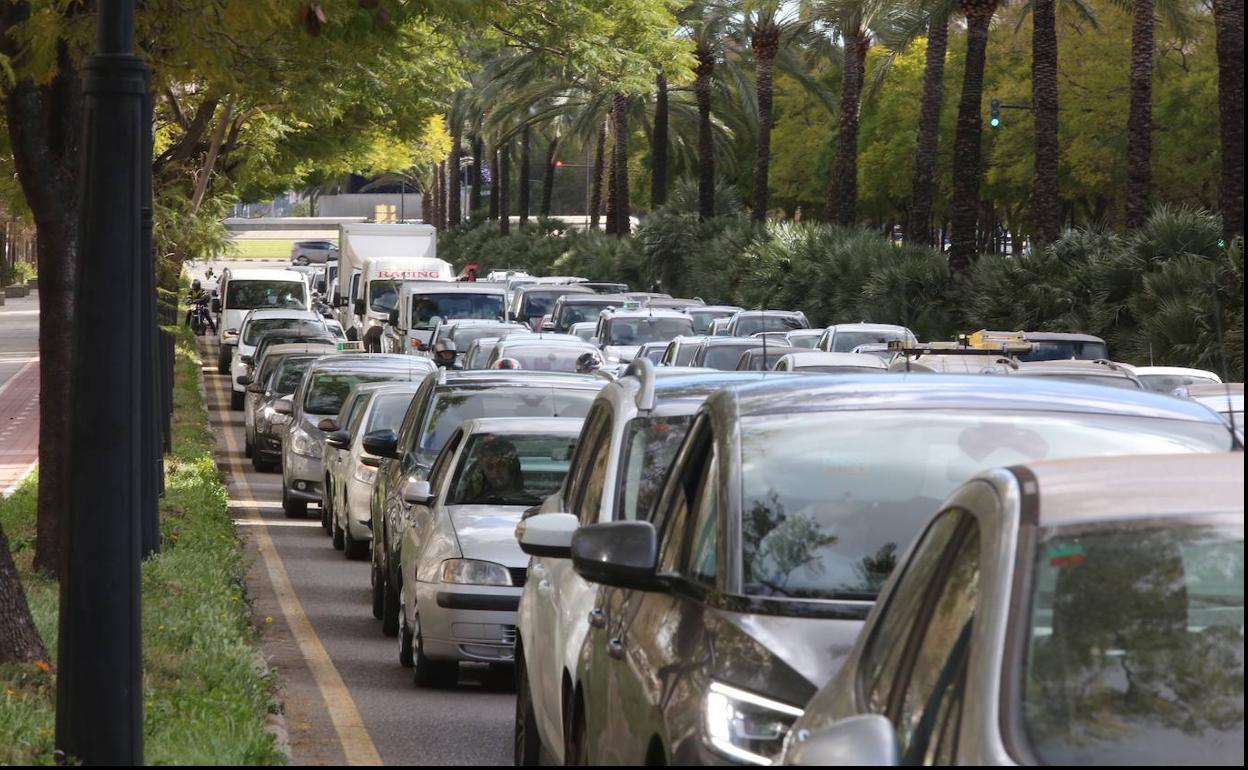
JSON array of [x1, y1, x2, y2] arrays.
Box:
[[990, 117, 1001, 128]]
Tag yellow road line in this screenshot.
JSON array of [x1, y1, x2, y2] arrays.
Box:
[[203, 349, 383, 766]]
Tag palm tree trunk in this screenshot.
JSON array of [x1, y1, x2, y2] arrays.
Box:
[[448, 130, 462, 227], [605, 129, 617, 234], [590, 122, 606, 229], [651, 72, 669, 209], [488, 147, 499, 221], [469, 134, 483, 215], [826, 29, 869, 226], [611, 92, 630, 237], [518, 125, 531, 227], [1124, 0, 1155, 229], [429, 163, 440, 227], [751, 22, 780, 224], [695, 43, 716, 221], [1032, 0, 1061, 244], [908, 13, 949, 246], [948, 2, 996, 273], [541, 138, 558, 218], [499, 144, 511, 234], [1212, 0, 1244, 239]]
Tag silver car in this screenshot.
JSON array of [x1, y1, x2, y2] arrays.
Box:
[[291, 239, 338, 265], [397, 417, 583, 686], [783, 452, 1244, 766]]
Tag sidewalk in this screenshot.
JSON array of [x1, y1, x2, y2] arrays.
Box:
[[0, 290, 40, 494]]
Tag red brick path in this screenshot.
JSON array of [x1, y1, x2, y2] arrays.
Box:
[[0, 361, 39, 494]]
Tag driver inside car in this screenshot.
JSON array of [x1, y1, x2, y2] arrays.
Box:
[[456, 437, 526, 504]]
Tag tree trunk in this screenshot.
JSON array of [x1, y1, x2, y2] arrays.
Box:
[[438, 161, 448, 228], [488, 147, 499, 221], [605, 128, 618, 235], [518, 125, 531, 227], [948, 3, 996, 273], [694, 43, 716, 221], [1124, 0, 1155, 229], [541, 138, 558, 218], [448, 130, 462, 227], [1212, 0, 1245, 240], [469, 134, 483, 215], [3, 50, 82, 580], [909, 13, 949, 245], [751, 22, 780, 224], [498, 144, 511, 235], [189, 94, 236, 213], [590, 122, 606, 229], [651, 72, 669, 209], [1032, 0, 1061, 245], [826, 29, 869, 225], [0, 525, 47, 664], [611, 93, 630, 237]]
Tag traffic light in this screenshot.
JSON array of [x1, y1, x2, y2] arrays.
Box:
[[555, 160, 563, 168], [989, 98, 1002, 128]]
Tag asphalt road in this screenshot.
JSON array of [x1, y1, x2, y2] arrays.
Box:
[[198, 331, 515, 766]]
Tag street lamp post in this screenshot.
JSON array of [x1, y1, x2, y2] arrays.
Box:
[[57, 0, 148, 763]]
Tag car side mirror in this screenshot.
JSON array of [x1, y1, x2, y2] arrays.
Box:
[[516, 513, 579, 559], [388, 308, 399, 326], [236, 375, 253, 386], [786, 715, 900, 766], [247, 382, 264, 393], [401, 478, 433, 506], [273, 399, 293, 415], [354, 298, 365, 315], [325, 430, 352, 449], [571, 521, 664, 590], [210, 298, 221, 313], [361, 428, 398, 459], [317, 417, 338, 432]]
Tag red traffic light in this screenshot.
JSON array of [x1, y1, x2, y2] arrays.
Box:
[[555, 160, 564, 167]]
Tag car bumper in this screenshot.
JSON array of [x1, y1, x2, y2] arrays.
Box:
[[416, 581, 521, 663], [283, 451, 323, 500]]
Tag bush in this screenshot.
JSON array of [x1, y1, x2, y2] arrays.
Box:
[[1, 260, 35, 287]]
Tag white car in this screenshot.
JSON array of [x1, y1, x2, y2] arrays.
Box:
[[324, 382, 420, 559], [772, 350, 889, 373], [397, 417, 584, 687], [593, 307, 696, 363], [568, 322, 597, 342], [229, 308, 327, 409], [1128, 365, 1222, 393], [214, 267, 311, 374], [487, 337, 603, 372], [815, 322, 917, 353]]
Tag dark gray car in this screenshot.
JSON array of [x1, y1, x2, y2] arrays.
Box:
[[565, 375, 1236, 765]]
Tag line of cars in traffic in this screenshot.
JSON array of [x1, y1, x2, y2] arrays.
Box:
[[206, 265, 1243, 766]]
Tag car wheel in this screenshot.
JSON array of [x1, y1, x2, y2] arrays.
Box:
[[370, 549, 385, 620], [382, 577, 400, 637], [251, 452, 263, 472], [514, 652, 542, 766], [244, 438, 252, 459], [230, 389, 244, 411], [398, 588, 415, 668], [343, 521, 368, 560], [217, 347, 230, 375], [282, 487, 307, 518], [331, 516, 345, 550], [321, 488, 332, 531], [567, 699, 589, 766], [295, 256, 309, 266], [413, 618, 457, 688]]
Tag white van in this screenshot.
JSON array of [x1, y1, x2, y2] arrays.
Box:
[[380, 282, 509, 353], [213, 268, 310, 373]]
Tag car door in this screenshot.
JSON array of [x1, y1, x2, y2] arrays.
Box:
[[590, 416, 718, 764], [855, 508, 982, 765], [375, 376, 433, 576], [336, 393, 372, 511]]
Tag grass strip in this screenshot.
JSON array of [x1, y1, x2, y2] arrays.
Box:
[[0, 321, 285, 765], [224, 239, 297, 259]]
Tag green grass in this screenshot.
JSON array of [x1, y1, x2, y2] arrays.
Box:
[[0, 319, 285, 765], [224, 239, 296, 260]]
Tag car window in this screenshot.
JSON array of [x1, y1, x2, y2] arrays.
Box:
[[427, 431, 463, 498], [366, 393, 415, 435], [656, 418, 713, 573], [340, 392, 370, 433], [683, 445, 719, 585], [396, 377, 434, 454], [273, 357, 315, 395], [615, 415, 694, 522], [565, 405, 610, 516], [417, 386, 596, 464], [860, 510, 969, 711], [574, 423, 614, 525], [446, 432, 576, 507]]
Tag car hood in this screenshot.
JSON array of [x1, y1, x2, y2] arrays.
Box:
[[709, 606, 866, 706], [447, 505, 528, 568]]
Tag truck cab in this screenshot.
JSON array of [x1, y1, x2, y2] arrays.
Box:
[[381, 282, 509, 354]]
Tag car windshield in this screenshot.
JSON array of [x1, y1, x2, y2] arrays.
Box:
[[496, 346, 596, 372], [1018, 340, 1110, 361], [641, 348, 665, 364], [413, 293, 505, 329], [688, 310, 736, 335], [787, 334, 820, 349], [243, 318, 322, 346], [226, 280, 306, 310], [830, 329, 908, 353], [1021, 517, 1244, 766], [617, 415, 694, 521], [703, 344, 754, 370], [606, 317, 695, 346], [273, 357, 316, 394], [447, 433, 577, 507], [519, 291, 566, 319], [369, 280, 401, 314], [1139, 373, 1220, 392], [304, 371, 410, 415], [417, 387, 597, 463], [738, 411, 1232, 601], [735, 315, 805, 336], [556, 301, 620, 330], [366, 392, 415, 433]]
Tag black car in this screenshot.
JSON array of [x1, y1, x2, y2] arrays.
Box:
[[725, 310, 809, 337], [549, 294, 629, 333], [365, 369, 606, 636], [687, 337, 768, 371], [565, 374, 1236, 765], [734, 345, 794, 371]]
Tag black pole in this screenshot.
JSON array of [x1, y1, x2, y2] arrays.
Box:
[[56, 0, 147, 763], [140, 68, 160, 557]]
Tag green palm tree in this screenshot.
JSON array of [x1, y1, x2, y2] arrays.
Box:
[[907, 1, 955, 245], [1211, 0, 1242, 241]]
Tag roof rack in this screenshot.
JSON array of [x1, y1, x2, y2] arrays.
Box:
[[622, 357, 657, 411], [886, 339, 1033, 356]]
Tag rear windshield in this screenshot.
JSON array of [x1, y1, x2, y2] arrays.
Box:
[[243, 318, 322, 346], [786, 334, 820, 349], [447, 433, 578, 507], [304, 371, 411, 415], [226, 280, 306, 310], [703, 344, 754, 370], [273, 357, 316, 394], [465, 341, 500, 370], [734, 315, 806, 336], [413, 293, 505, 329], [1021, 517, 1244, 765], [831, 329, 909, 353], [417, 387, 597, 462], [518, 291, 572, 319], [1018, 340, 1109, 361], [495, 346, 598, 372], [687, 310, 736, 334], [555, 300, 622, 330], [366, 392, 416, 433], [605, 317, 695, 346]]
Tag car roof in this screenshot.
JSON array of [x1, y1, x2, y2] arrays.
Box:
[[308, 354, 435, 374], [224, 268, 308, 282], [261, 342, 337, 356], [603, 370, 779, 417], [1130, 366, 1222, 380], [689, 305, 743, 313], [1021, 452, 1243, 527], [407, 283, 505, 295], [459, 416, 585, 436], [1180, 382, 1244, 398], [1011, 360, 1139, 379], [784, 328, 824, 337], [742, 345, 794, 357], [1022, 331, 1105, 343], [605, 307, 691, 319], [556, 294, 628, 304], [783, 351, 887, 368], [720, 373, 1233, 423], [702, 337, 765, 347], [433, 369, 605, 389], [828, 322, 910, 332], [243, 308, 320, 320], [735, 309, 804, 317], [498, 338, 598, 351], [517, 283, 593, 295], [669, 335, 707, 347]]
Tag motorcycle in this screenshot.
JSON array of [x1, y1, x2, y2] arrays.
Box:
[[189, 294, 214, 336]]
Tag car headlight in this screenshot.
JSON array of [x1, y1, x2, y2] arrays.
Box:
[[352, 463, 376, 485], [439, 558, 512, 586], [703, 681, 803, 765], [290, 429, 322, 459], [368, 317, 382, 328]]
